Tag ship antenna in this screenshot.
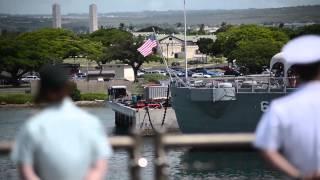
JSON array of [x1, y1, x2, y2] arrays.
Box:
[[184, 0, 188, 81]]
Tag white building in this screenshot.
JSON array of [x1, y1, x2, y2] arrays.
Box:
[[52, 3, 61, 28], [87, 64, 135, 82], [157, 34, 216, 59], [132, 32, 216, 59], [89, 4, 98, 33], [194, 26, 220, 33]]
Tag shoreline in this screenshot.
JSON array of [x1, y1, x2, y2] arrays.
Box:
[[0, 100, 106, 108]]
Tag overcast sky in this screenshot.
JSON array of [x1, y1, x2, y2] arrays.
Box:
[[1, 0, 320, 14]]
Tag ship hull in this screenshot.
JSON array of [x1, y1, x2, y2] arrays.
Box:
[[171, 87, 289, 133]]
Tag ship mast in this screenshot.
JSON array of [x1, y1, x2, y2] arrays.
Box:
[[183, 0, 188, 81]]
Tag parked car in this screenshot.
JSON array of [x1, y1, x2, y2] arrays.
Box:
[[169, 69, 185, 77], [224, 69, 242, 76], [187, 70, 194, 77], [97, 77, 104, 82], [171, 62, 181, 67], [145, 70, 167, 76], [192, 68, 217, 76], [192, 73, 211, 78], [189, 80, 205, 87], [171, 67, 194, 77], [188, 60, 205, 65], [171, 67, 183, 71], [21, 75, 40, 83], [137, 71, 145, 77], [208, 70, 224, 77], [76, 73, 87, 79], [155, 70, 167, 76]]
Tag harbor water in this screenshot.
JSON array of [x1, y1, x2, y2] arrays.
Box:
[[0, 107, 285, 180]]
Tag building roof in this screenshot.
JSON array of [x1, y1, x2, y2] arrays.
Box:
[[87, 70, 115, 76], [101, 64, 131, 68], [111, 85, 127, 89], [132, 32, 216, 44], [157, 34, 216, 43], [132, 32, 153, 37]]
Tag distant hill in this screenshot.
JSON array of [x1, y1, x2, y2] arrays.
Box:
[[100, 5, 320, 26], [1, 5, 320, 32]]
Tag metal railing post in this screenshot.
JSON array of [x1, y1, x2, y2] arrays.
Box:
[[155, 130, 168, 180], [235, 77, 239, 93], [0, 141, 12, 155], [129, 131, 142, 180], [283, 77, 287, 93], [268, 77, 271, 93], [251, 78, 254, 93]]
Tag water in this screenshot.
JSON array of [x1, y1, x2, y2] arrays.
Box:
[[0, 107, 284, 180]]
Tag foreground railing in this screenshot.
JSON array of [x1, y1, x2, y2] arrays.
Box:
[[0, 133, 255, 180], [154, 132, 255, 180]]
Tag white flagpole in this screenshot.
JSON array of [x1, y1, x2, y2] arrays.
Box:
[[184, 0, 188, 80], [151, 28, 188, 86], [152, 27, 173, 81]]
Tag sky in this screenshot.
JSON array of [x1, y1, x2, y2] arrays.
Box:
[[0, 0, 320, 14]]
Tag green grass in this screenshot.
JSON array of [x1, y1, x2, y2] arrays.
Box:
[[80, 93, 108, 101], [0, 94, 33, 104], [63, 58, 98, 67], [143, 74, 169, 83], [131, 82, 144, 95], [0, 93, 107, 104]]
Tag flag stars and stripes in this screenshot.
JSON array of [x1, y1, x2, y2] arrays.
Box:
[[137, 37, 158, 57]]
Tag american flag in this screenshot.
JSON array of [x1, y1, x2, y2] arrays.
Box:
[[137, 35, 157, 57]]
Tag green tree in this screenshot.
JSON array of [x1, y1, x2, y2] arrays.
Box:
[[197, 38, 214, 55], [198, 24, 206, 35], [213, 25, 289, 73], [295, 24, 320, 37], [228, 39, 282, 73], [20, 28, 102, 66], [279, 24, 320, 40], [196, 38, 214, 62], [0, 35, 33, 85], [128, 24, 134, 31], [175, 22, 183, 28], [119, 23, 125, 30], [278, 27, 297, 39], [0, 28, 102, 84], [216, 23, 233, 34], [62, 38, 103, 62], [90, 28, 160, 80]]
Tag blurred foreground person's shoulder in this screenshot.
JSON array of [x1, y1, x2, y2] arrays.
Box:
[[254, 35, 320, 179], [11, 65, 112, 180]]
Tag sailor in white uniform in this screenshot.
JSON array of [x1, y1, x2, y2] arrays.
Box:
[[11, 65, 113, 180], [254, 35, 320, 179]]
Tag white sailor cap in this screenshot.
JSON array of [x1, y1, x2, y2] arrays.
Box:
[[282, 35, 320, 65]]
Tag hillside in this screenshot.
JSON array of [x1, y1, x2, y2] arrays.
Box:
[[0, 5, 320, 32], [101, 5, 320, 25]]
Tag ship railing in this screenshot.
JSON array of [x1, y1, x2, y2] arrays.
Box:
[[0, 132, 256, 180], [173, 76, 298, 94]]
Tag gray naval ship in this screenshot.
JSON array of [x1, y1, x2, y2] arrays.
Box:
[[171, 53, 297, 133]]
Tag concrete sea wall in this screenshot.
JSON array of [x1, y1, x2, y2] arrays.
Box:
[[30, 79, 133, 95], [108, 101, 180, 135]]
